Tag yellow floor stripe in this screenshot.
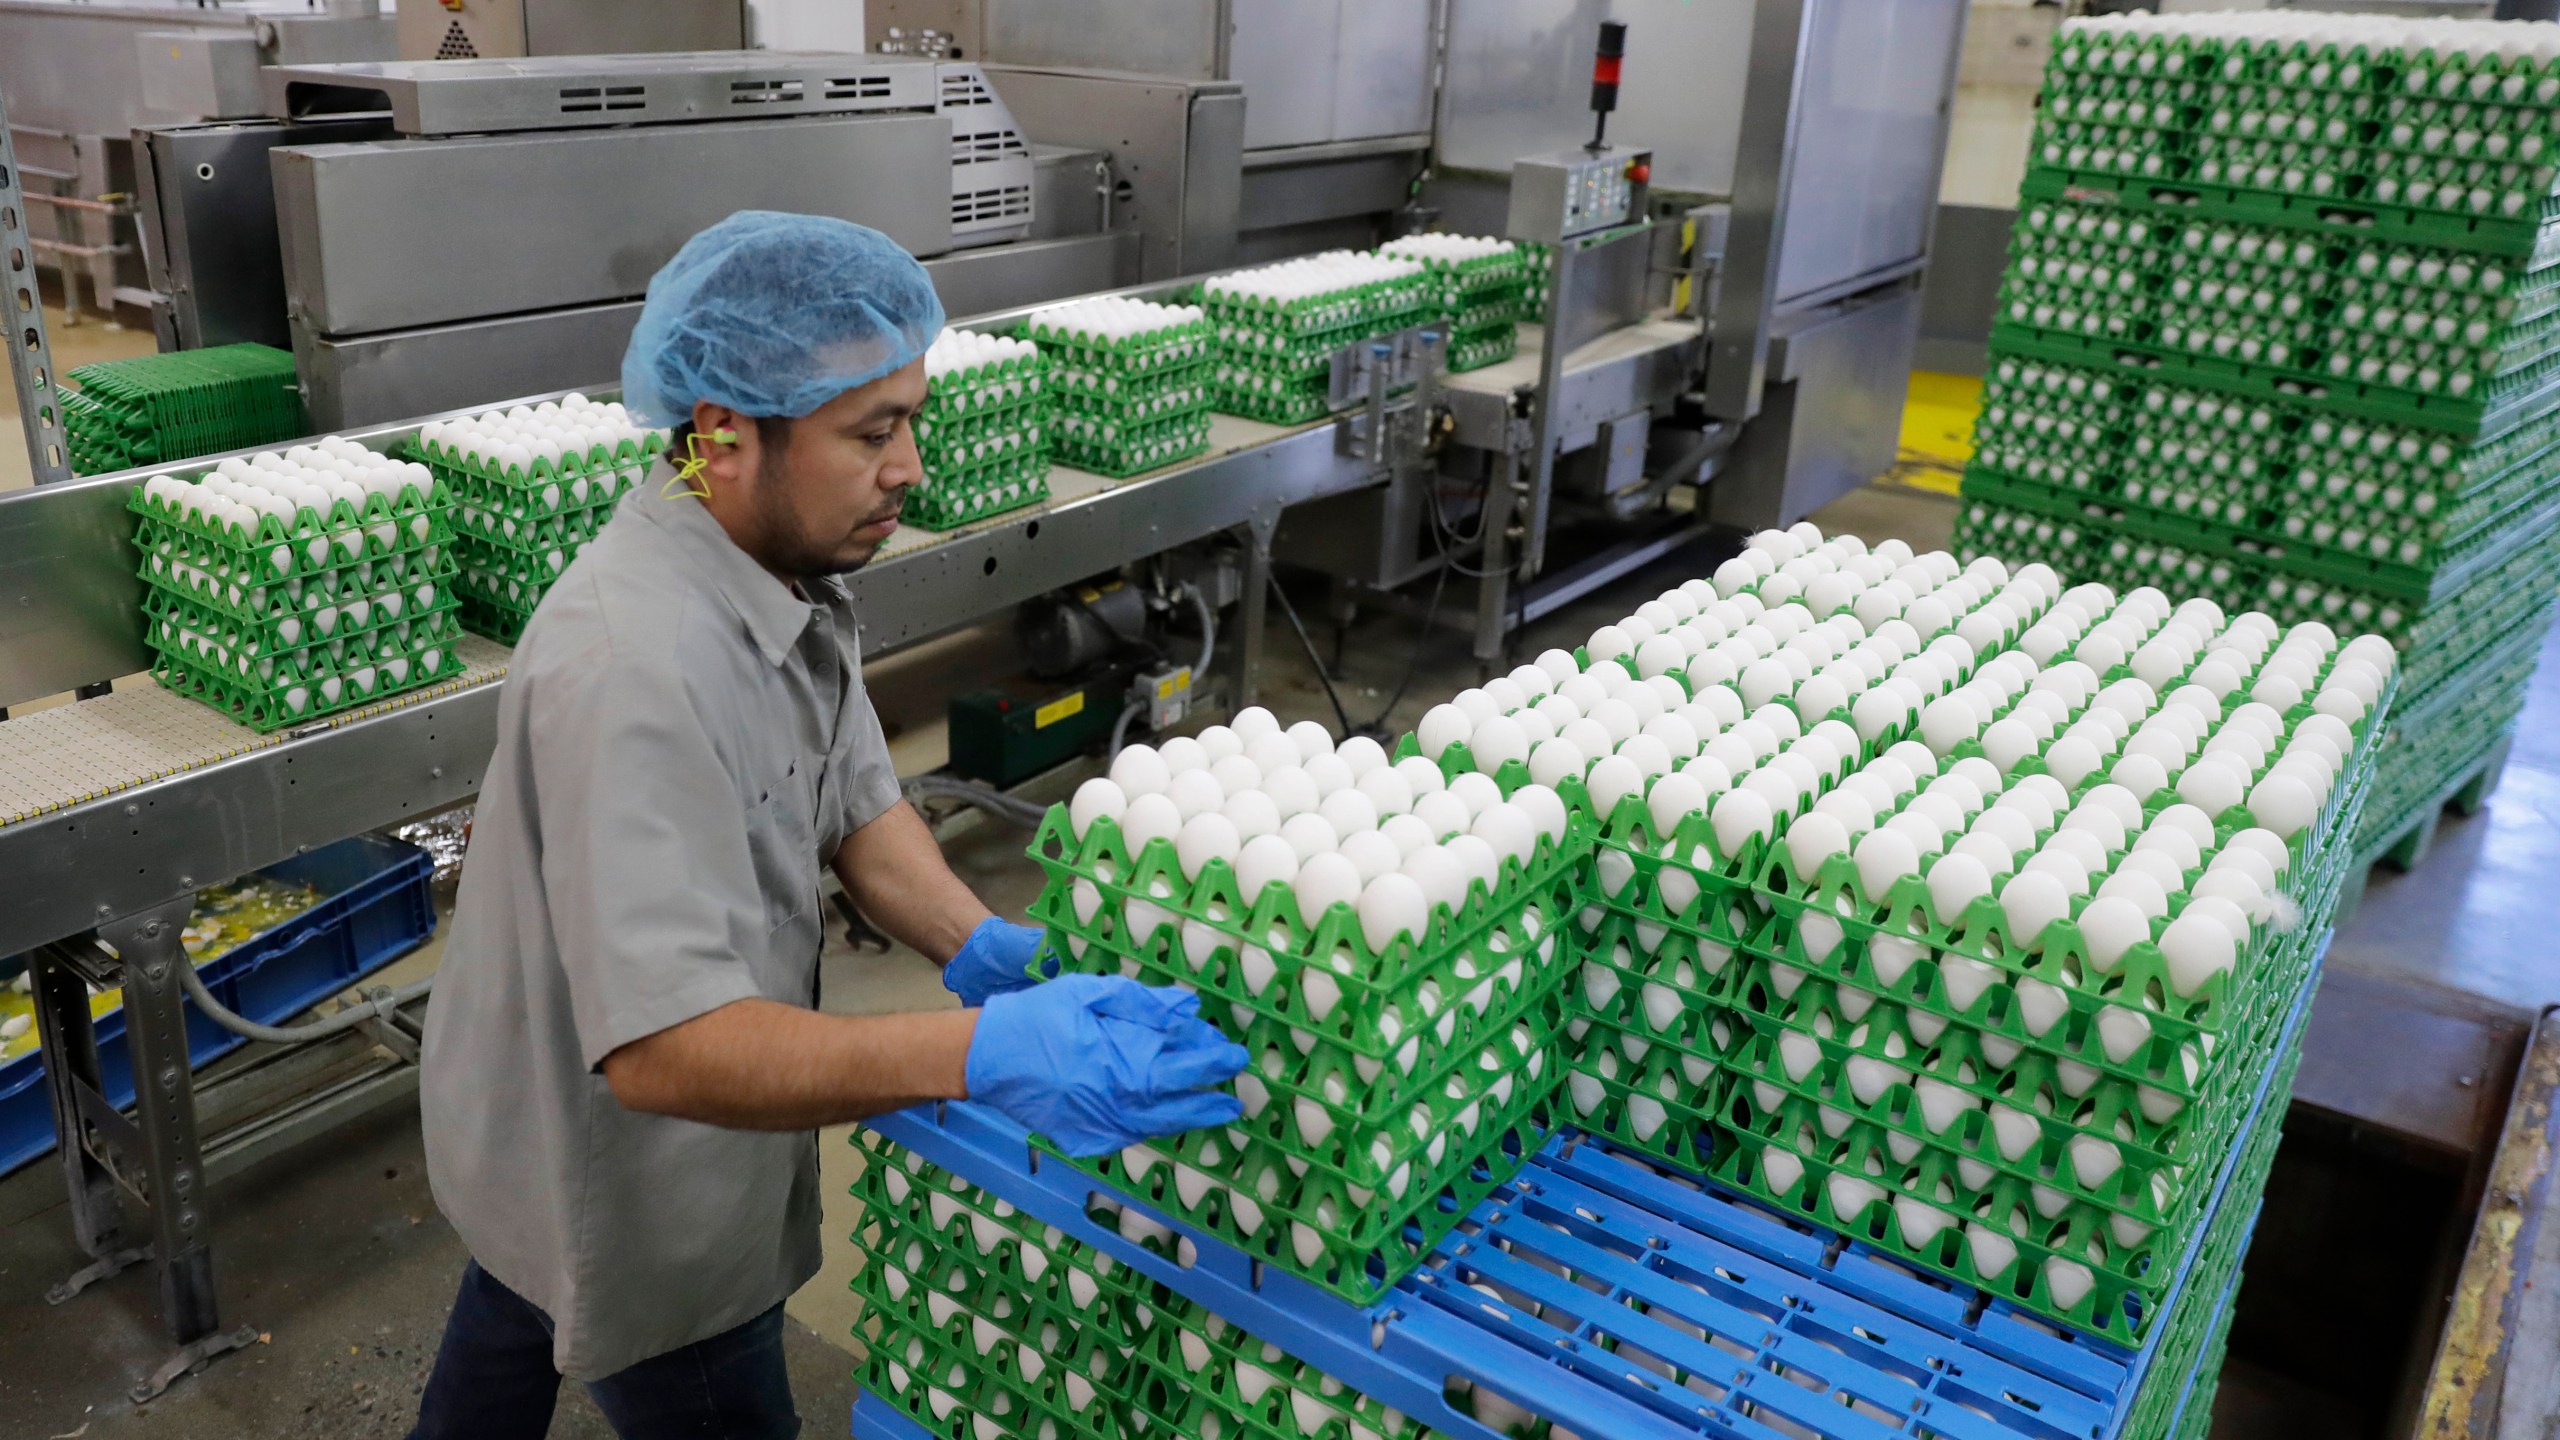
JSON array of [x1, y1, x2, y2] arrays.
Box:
[[1882, 370, 1982, 497]]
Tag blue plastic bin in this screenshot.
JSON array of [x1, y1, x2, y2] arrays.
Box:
[[0, 832, 437, 1177]]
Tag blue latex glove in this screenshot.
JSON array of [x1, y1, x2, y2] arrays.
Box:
[[943, 917, 1053, 1008], [965, 975, 1248, 1157]]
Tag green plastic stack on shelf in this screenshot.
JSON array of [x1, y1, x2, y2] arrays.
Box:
[[127, 440, 465, 730], [1024, 297, 1215, 478], [1379, 233, 1532, 372], [913, 327, 1050, 530], [1200, 252, 1432, 424], [64, 343, 303, 475], [411, 396, 662, 645], [1955, 8, 2560, 870], [1026, 713, 1584, 1304]]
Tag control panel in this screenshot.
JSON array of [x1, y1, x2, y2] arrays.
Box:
[[1505, 145, 1654, 245]]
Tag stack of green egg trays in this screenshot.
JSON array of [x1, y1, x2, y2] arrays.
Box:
[[913, 343, 1051, 531], [127, 479, 464, 731], [1388, 243, 1530, 374], [411, 430, 660, 644], [1963, 12, 2560, 862], [1026, 317, 1215, 479], [65, 344, 304, 475], [1023, 804, 1586, 1304], [848, 1130, 1434, 1440], [849, 1129, 1139, 1440], [1691, 656, 2386, 1348], [1203, 266, 1433, 425]]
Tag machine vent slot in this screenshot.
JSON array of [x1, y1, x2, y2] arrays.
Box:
[[604, 84, 646, 111], [951, 128, 1030, 166], [824, 76, 896, 99], [729, 78, 806, 105], [435, 21, 478, 59], [559, 85, 602, 113], [952, 184, 1033, 224], [939, 72, 998, 109]]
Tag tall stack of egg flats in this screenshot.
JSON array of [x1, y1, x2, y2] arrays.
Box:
[[1200, 252, 1432, 425], [129, 440, 465, 730], [859, 520, 2391, 1438], [911, 327, 1051, 531], [1025, 297, 1216, 478], [1956, 9, 2560, 872], [412, 395, 661, 644]]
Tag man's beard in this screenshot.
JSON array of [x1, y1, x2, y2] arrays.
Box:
[[755, 450, 897, 580]]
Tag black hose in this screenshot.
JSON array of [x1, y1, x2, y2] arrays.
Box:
[[1107, 699, 1147, 759], [1266, 569, 1355, 738]]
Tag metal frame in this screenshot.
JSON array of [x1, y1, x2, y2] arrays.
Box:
[[1, 80, 74, 487]]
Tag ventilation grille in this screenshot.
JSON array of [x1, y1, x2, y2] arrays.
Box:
[[939, 71, 1000, 110], [729, 78, 806, 105], [952, 126, 1030, 167], [434, 20, 477, 59], [953, 184, 1033, 226], [825, 75, 896, 100], [559, 84, 646, 114]]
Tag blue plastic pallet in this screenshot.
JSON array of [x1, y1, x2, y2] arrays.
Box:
[[0, 833, 437, 1176], [857, 945, 2322, 1440]]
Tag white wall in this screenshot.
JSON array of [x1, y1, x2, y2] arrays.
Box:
[[750, 0, 866, 51], [1939, 0, 2052, 208]]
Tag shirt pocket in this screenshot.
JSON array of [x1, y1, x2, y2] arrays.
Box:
[[744, 756, 821, 936]]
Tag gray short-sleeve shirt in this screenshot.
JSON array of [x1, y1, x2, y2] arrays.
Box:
[[420, 470, 902, 1379]]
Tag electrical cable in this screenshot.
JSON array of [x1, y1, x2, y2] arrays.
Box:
[[1184, 581, 1216, 682], [901, 774, 1050, 829], [1106, 699, 1147, 759], [1265, 568, 1356, 737], [179, 959, 428, 1046]]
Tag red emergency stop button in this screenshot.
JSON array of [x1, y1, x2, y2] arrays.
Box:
[[1628, 161, 1651, 184]]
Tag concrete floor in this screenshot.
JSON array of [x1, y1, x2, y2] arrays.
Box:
[[1, 467, 2553, 1435]]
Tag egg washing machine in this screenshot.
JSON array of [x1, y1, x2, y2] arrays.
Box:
[[126, 50, 1198, 428]]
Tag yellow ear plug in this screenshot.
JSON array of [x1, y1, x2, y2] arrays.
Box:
[[662, 427, 739, 500]]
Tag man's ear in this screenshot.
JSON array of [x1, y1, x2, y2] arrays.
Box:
[[689, 400, 761, 491]]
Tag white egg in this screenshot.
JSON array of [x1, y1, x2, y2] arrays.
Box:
[[1357, 766, 1416, 817], [1411, 791, 1472, 841], [1470, 715, 1530, 775], [1471, 803, 1537, 868], [1317, 789, 1380, 836], [1586, 755, 1647, 819], [1510, 784, 1569, 847], [1416, 704, 1473, 759], [1262, 766, 1319, 820], [1377, 813, 1435, 859], [1786, 813, 1851, 884], [1278, 813, 1340, 864], [1247, 733, 1303, 777], [1711, 787, 1776, 856], [1444, 834, 1502, 897], [2159, 912, 2236, 997], [1356, 873, 1431, 953], [1927, 853, 1993, 925], [1069, 777, 1128, 838], [1287, 720, 1336, 762], [1446, 772, 1503, 820], [1175, 813, 1243, 879], [1294, 853, 1364, 919], [2246, 774, 2319, 838], [1304, 753, 1356, 796], [1120, 792, 1183, 854], [1394, 755, 1446, 798], [1400, 846, 1468, 915], [1159, 736, 1210, 774], [2077, 894, 2150, 973], [1223, 790, 1282, 841], [1111, 745, 1172, 798], [1338, 830, 1403, 885], [1528, 737, 1590, 790], [1647, 773, 1708, 839], [1197, 726, 1245, 764], [1166, 769, 1225, 821], [1999, 871, 2071, 949]]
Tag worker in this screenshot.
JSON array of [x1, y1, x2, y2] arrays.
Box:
[[405, 211, 1246, 1440]]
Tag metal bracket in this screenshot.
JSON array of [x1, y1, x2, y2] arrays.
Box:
[[133, 1324, 261, 1405], [46, 1244, 150, 1305], [1, 79, 78, 486]]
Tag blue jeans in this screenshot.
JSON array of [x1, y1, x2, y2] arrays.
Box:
[[408, 1259, 801, 1440]]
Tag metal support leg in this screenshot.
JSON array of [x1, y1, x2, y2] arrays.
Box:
[[1, 84, 79, 487], [30, 948, 138, 1274], [1472, 447, 1521, 673], [1235, 514, 1275, 710], [103, 899, 221, 1346]]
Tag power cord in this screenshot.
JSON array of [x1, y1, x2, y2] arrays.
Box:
[[1265, 568, 1356, 737]]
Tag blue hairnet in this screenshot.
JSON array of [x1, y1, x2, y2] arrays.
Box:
[[620, 210, 945, 427]]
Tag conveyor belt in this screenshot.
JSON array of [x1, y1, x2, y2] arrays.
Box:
[[0, 634, 512, 828]]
